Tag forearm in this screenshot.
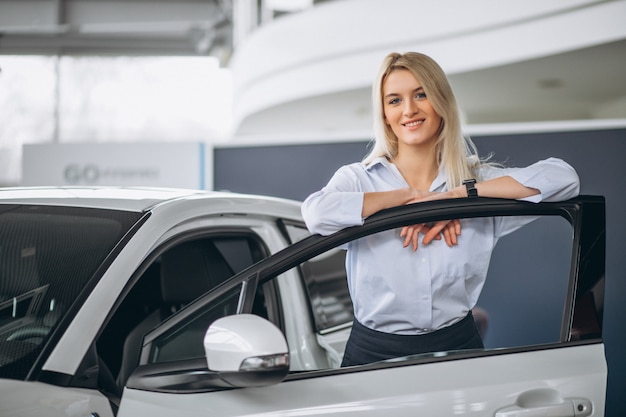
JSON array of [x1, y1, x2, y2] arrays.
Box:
[[413, 176, 540, 203], [473, 175, 540, 199], [364, 175, 540, 218], [362, 188, 417, 218]]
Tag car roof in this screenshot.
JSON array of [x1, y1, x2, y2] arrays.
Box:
[[0, 187, 303, 218]]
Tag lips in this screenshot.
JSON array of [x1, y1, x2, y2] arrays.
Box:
[[402, 119, 424, 127]]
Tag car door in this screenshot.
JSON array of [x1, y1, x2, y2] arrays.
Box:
[[117, 196, 606, 417]]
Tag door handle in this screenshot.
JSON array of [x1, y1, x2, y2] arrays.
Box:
[[495, 388, 592, 417]]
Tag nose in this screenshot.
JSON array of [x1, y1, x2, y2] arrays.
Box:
[[403, 98, 418, 116]]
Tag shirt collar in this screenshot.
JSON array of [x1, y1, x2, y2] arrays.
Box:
[[430, 167, 447, 191], [364, 156, 390, 171]]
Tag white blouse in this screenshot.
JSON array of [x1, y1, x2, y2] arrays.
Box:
[[302, 157, 580, 334]]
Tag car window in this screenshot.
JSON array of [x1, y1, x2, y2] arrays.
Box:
[[475, 215, 571, 348], [0, 205, 142, 380], [144, 278, 281, 366], [142, 212, 578, 371], [282, 222, 311, 243], [147, 284, 243, 364], [96, 232, 267, 388], [300, 248, 352, 332], [284, 223, 353, 332], [264, 213, 578, 370]]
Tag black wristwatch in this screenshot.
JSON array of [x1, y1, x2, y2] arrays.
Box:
[[463, 179, 478, 198]]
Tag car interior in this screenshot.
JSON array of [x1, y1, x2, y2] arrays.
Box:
[[94, 234, 268, 399]]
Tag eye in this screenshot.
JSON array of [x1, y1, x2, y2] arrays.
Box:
[[415, 91, 427, 100], [388, 97, 401, 105]]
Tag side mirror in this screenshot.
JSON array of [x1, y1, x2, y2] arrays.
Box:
[[204, 314, 289, 388]]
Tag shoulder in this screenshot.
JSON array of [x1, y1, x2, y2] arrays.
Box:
[[476, 157, 578, 180], [332, 162, 365, 178]]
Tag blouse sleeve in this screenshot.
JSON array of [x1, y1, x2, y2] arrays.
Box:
[[301, 165, 365, 235], [485, 157, 580, 238], [482, 157, 580, 203]]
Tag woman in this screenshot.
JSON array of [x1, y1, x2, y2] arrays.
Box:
[[301, 52, 580, 367]]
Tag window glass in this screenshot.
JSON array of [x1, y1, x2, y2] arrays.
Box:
[[58, 56, 231, 142], [102, 233, 266, 379], [300, 248, 353, 332], [284, 223, 354, 332], [0, 57, 56, 186], [148, 284, 242, 364], [289, 213, 575, 369], [0, 205, 142, 379], [476, 215, 572, 348], [143, 279, 278, 367], [283, 223, 311, 243], [0, 55, 231, 186]]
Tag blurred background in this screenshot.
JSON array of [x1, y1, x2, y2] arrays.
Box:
[[1, 0, 625, 413], [1, 0, 625, 186]]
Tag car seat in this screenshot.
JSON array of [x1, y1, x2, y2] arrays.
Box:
[[115, 240, 234, 391]]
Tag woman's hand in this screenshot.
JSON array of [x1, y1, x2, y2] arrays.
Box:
[[400, 219, 461, 251], [399, 188, 462, 251]]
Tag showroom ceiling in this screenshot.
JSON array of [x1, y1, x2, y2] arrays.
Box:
[[1, 0, 624, 131], [0, 0, 328, 60], [0, 0, 233, 58]]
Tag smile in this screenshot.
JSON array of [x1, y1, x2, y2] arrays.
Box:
[[402, 120, 424, 127]]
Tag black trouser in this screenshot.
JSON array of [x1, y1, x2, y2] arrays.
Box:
[[341, 311, 484, 367]]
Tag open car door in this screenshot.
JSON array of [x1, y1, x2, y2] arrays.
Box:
[[119, 196, 606, 417]]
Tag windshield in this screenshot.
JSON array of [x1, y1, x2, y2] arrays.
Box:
[[0, 204, 143, 379]]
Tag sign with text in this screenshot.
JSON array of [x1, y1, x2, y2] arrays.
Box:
[[22, 142, 212, 190]]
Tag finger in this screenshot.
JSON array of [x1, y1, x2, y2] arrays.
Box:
[[411, 228, 419, 251], [403, 225, 418, 247], [453, 219, 462, 236], [422, 222, 444, 245], [447, 221, 459, 245], [443, 224, 456, 247], [427, 225, 442, 240], [450, 224, 458, 245], [437, 222, 451, 246]]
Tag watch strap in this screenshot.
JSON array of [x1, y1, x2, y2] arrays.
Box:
[[463, 179, 478, 198]]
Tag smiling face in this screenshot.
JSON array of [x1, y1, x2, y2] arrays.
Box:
[[382, 69, 442, 152]]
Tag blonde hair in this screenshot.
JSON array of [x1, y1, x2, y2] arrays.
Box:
[[363, 52, 483, 188]]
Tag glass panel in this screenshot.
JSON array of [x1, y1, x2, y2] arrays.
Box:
[[476, 215, 572, 348], [0, 205, 142, 379], [300, 248, 353, 332], [58, 56, 231, 142], [283, 223, 311, 244], [99, 234, 264, 378], [0, 57, 56, 186], [286, 217, 353, 332], [291, 213, 575, 370], [148, 284, 242, 364], [0, 55, 232, 186]]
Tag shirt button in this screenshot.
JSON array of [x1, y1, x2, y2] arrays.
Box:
[[421, 258, 426, 263], [422, 296, 429, 300]]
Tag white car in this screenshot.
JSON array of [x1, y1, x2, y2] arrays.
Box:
[[0, 187, 607, 416]]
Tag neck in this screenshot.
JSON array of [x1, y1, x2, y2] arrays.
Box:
[[392, 145, 439, 190]]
